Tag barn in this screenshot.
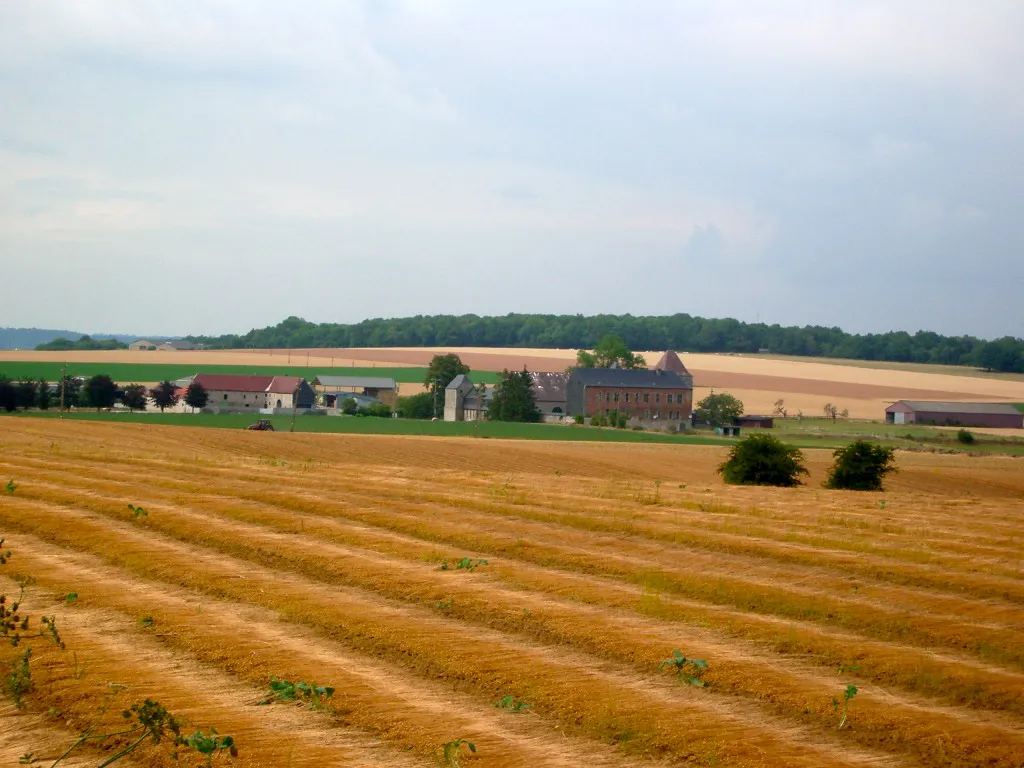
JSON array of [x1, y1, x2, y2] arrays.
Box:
[[885, 401, 1024, 428]]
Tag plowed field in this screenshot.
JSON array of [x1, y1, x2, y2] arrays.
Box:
[[1, 420, 1023, 767]]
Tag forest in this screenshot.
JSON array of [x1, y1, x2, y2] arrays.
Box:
[[191, 314, 1024, 373]]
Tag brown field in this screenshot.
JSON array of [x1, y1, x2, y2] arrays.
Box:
[[1, 420, 1023, 767]]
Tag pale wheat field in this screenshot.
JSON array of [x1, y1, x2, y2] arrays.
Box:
[[1, 420, 1023, 767]]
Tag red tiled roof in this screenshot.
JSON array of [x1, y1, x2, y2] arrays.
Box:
[[653, 350, 690, 375], [191, 374, 305, 394]]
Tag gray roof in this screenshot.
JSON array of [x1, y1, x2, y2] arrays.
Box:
[[889, 401, 1022, 415], [159, 339, 202, 350], [313, 375, 396, 389], [446, 374, 469, 390], [570, 368, 691, 389], [530, 371, 569, 402]]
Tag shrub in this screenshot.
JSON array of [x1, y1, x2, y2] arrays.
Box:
[[573, 414, 584, 425], [718, 434, 808, 487], [590, 416, 606, 427], [823, 440, 897, 491], [340, 398, 358, 415], [956, 428, 975, 445]]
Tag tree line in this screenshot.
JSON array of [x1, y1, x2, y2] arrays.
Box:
[[33, 335, 128, 351], [188, 314, 1024, 373], [0, 376, 208, 413]]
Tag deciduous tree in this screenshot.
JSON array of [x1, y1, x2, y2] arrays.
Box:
[[489, 368, 541, 422], [121, 384, 149, 412], [15, 380, 37, 411], [718, 434, 809, 487], [0, 377, 16, 412], [184, 381, 209, 410], [424, 353, 470, 416], [83, 374, 118, 411], [36, 380, 51, 411], [694, 392, 744, 427], [575, 334, 646, 369], [823, 441, 897, 491], [149, 381, 180, 413]]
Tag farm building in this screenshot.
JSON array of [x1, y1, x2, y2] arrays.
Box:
[[885, 401, 1024, 428], [566, 368, 693, 427], [128, 339, 157, 351], [530, 372, 569, 419], [653, 350, 692, 377], [189, 374, 316, 411], [444, 373, 567, 422], [312, 375, 397, 406], [735, 415, 774, 429], [156, 339, 204, 351]]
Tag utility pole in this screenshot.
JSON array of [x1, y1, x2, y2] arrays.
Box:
[[59, 362, 67, 419]]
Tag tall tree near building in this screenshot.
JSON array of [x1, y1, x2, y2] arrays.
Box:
[[58, 376, 81, 409], [121, 384, 148, 412], [184, 381, 209, 411], [575, 334, 646, 369], [37, 380, 51, 410], [83, 374, 118, 411], [149, 381, 180, 413], [489, 368, 541, 422], [15, 379, 37, 410], [694, 392, 744, 427], [424, 353, 470, 415]]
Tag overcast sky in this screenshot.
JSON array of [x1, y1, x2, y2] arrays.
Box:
[[1, 2, 1022, 339]]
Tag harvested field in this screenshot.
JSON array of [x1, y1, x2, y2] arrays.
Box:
[[1, 421, 1023, 766]]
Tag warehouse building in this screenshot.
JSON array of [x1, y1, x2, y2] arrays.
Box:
[[885, 401, 1023, 428]]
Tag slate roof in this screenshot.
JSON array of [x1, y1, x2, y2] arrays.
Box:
[[159, 339, 202, 350], [569, 368, 691, 389], [529, 372, 569, 402], [313, 375, 396, 389], [446, 374, 470, 390], [887, 401, 1022, 415]]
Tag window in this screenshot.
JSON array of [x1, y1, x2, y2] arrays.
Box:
[[624, 393, 630, 403], [644, 409, 650, 419], [605, 392, 611, 402], [223, 394, 227, 400], [643, 393, 650, 403], [605, 408, 610, 416], [655, 393, 660, 403], [613, 392, 620, 402], [676, 394, 683, 404]]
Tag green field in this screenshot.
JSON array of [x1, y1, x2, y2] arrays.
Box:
[[0, 362, 500, 386], [0, 411, 722, 444]]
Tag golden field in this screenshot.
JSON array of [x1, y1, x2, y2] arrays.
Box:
[[1, 420, 1023, 767]]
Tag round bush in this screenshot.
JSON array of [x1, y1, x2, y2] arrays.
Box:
[[823, 440, 897, 491], [956, 429, 975, 445], [718, 434, 809, 487]]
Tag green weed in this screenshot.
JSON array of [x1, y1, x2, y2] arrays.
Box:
[[64, 593, 79, 605], [832, 684, 858, 729], [3, 647, 33, 709], [259, 677, 335, 712], [659, 650, 709, 687], [442, 738, 476, 767], [126, 504, 148, 518], [5, 480, 17, 495], [440, 558, 488, 572], [494, 695, 530, 713], [138, 616, 154, 629]]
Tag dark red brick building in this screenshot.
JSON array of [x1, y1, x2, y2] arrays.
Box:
[[566, 367, 694, 426]]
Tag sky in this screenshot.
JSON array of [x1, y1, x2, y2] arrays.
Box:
[[1, 1, 1022, 340]]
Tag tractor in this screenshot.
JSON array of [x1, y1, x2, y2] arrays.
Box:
[[245, 419, 275, 431]]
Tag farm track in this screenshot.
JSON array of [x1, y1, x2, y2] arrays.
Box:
[[2, 421, 1023, 767]]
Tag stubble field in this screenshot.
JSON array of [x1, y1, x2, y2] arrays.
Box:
[[1, 420, 1023, 767]]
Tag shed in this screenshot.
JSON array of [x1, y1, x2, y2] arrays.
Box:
[[885, 401, 1024, 428], [128, 339, 158, 351], [735, 415, 774, 429]]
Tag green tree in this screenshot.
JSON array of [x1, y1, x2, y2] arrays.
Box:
[[340, 397, 358, 415], [718, 433, 809, 487], [396, 392, 434, 419], [83, 374, 118, 411], [0, 377, 16, 412], [121, 383, 149, 412], [15, 379, 37, 410], [489, 368, 541, 422], [36, 380, 51, 411], [823, 441, 897, 491], [425, 354, 470, 416], [575, 334, 647, 369], [694, 392, 744, 427], [184, 381, 209, 410], [149, 381, 179, 413]]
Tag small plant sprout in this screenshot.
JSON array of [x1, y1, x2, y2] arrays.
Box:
[[180, 728, 238, 767], [832, 684, 858, 729], [5, 479, 17, 495], [659, 650, 709, 687], [259, 677, 335, 712], [138, 616, 154, 629], [127, 504, 148, 518], [442, 738, 476, 767], [494, 695, 530, 713], [65, 592, 79, 605], [440, 558, 488, 572]]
